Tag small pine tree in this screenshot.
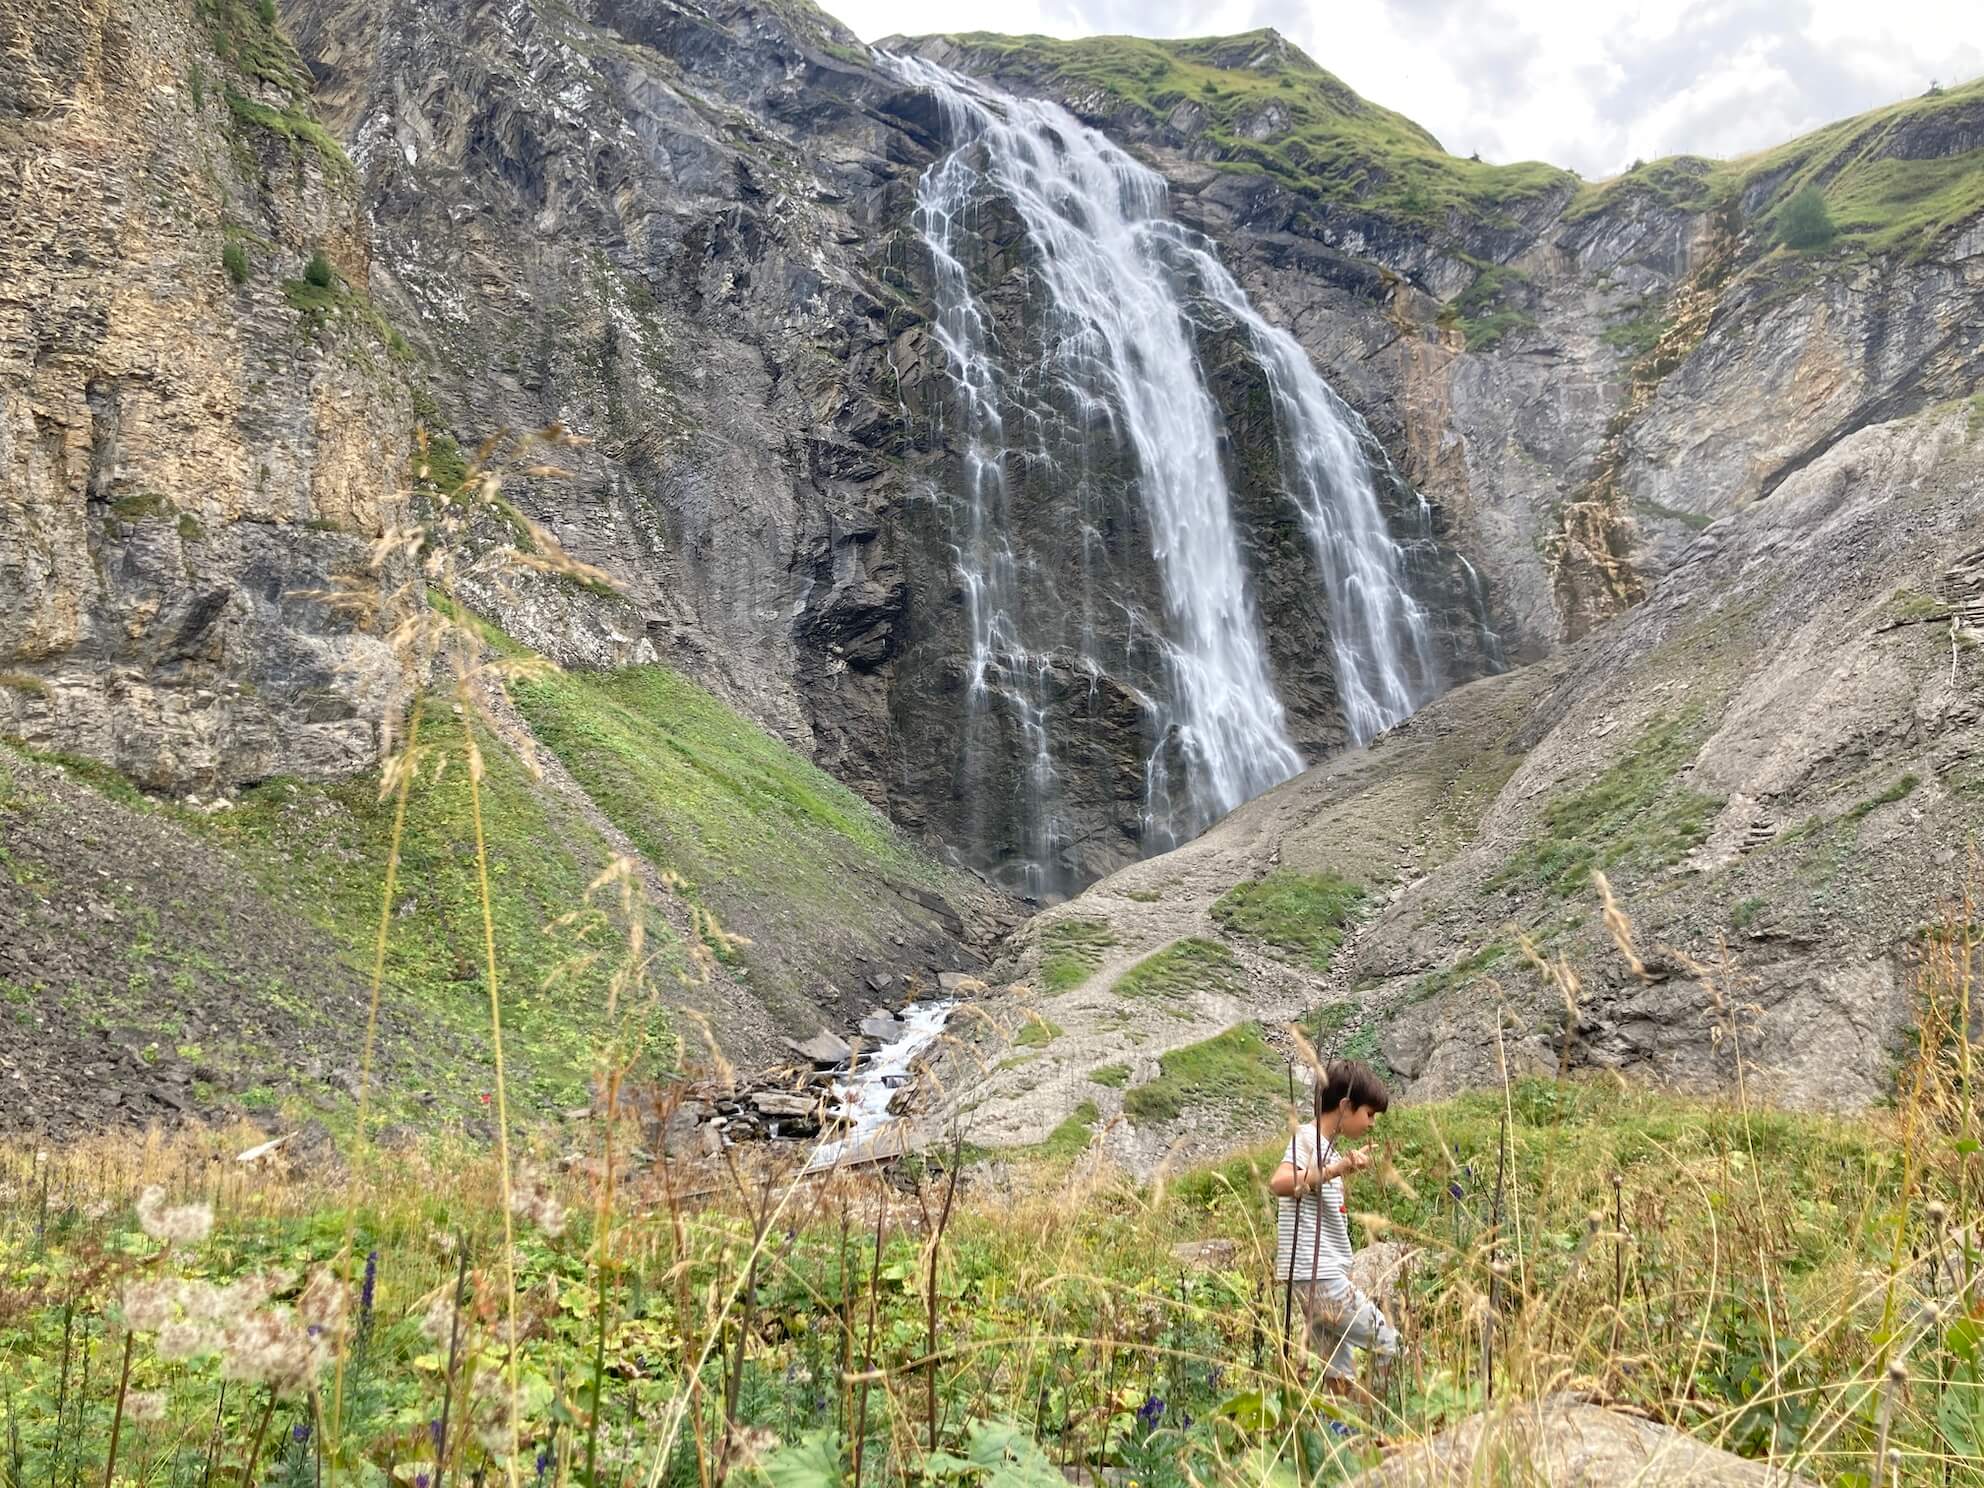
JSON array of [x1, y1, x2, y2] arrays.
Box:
[[222, 241, 249, 286], [303, 251, 335, 288], [1777, 186, 1837, 250], [257, 0, 277, 23]]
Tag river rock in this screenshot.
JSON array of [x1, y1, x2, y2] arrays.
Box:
[[861, 1013, 904, 1041]]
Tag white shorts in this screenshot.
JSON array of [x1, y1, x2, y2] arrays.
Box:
[[1294, 1282, 1399, 1381]]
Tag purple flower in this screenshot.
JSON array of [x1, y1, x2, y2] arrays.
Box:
[[361, 1249, 379, 1314], [428, 1420, 444, 1453], [535, 1449, 552, 1482], [1136, 1395, 1165, 1429], [293, 1422, 312, 1444], [416, 1478, 430, 1488], [1447, 1181, 1465, 1201]]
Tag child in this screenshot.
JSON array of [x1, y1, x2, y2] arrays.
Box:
[[1269, 1058, 1398, 1398]]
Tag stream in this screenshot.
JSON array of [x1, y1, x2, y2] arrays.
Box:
[[805, 1000, 954, 1172]]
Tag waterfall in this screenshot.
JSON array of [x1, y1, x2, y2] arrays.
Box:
[[1174, 246, 1441, 742], [893, 55, 1442, 888]]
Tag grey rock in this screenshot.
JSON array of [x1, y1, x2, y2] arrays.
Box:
[[750, 1091, 819, 1119], [786, 1031, 853, 1067]]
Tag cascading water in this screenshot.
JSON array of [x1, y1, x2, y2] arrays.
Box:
[[893, 55, 1452, 890], [1178, 249, 1441, 743]]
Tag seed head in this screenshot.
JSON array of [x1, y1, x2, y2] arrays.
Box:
[[134, 1186, 214, 1246], [298, 1267, 350, 1338], [123, 1389, 167, 1423], [121, 1279, 175, 1333]]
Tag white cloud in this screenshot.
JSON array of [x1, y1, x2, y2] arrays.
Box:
[[829, 0, 1984, 177]]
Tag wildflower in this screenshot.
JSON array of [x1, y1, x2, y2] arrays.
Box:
[[134, 1186, 214, 1246], [1136, 1394, 1165, 1430], [217, 1308, 320, 1393], [292, 1422, 313, 1444], [535, 1449, 552, 1483], [124, 1390, 167, 1423], [360, 1249, 379, 1316], [121, 1279, 176, 1333], [1447, 1181, 1465, 1201]]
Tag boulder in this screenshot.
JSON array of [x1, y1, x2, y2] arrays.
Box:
[[752, 1091, 821, 1119], [1346, 1395, 1816, 1486], [785, 1031, 853, 1067], [1349, 1241, 1421, 1310], [1170, 1239, 1239, 1271]]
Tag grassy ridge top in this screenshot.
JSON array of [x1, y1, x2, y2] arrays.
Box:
[[923, 29, 1575, 230], [920, 30, 1983, 255], [1570, 76, 1984, 255]]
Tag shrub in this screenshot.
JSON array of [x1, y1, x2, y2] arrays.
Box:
[[303, 250, 335, 288], [1777, 186, 1836, 250], [221, 241, 249, 285]]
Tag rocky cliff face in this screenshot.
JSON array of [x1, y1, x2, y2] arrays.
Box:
[[0, 0, 412, 789], [5, 1, 1980, 1106], [251, 0, 1512, 896]]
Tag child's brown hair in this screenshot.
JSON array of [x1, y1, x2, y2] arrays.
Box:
[[1315, 1059, 1390, 1117]]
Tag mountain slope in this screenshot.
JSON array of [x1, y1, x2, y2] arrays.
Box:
[[951, 396, 1982, 1157], [0, 613, 1001, 1136]]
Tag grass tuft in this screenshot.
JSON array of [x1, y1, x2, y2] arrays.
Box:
[[1487, 714, 1720, 898], [1115, 937, 1244, 1000], [1036, 917, 1117, 993], [1120, 1022, 1285, 1124], [1211, 871, 1365, 972]]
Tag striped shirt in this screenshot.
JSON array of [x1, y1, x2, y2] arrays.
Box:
[[1273, 1125, 1354, 1292]]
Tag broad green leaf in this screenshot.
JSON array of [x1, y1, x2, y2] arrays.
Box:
[[1214, 1390, 1280, 1432], [1948, 1316, 1984, 1364], [961, 1419, 1065, 1488], [752, 1428, 845, 1488]]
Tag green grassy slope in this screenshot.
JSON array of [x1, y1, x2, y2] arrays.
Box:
[[1569, 76, 1984, 256], [3, 638, 975, 1130], [922, 29, 1575, 229], [510, 664, 957, 1024], [926, 30, 1981, 259]]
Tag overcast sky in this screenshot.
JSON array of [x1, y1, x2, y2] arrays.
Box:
[[833, 0, 1984, 178]]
